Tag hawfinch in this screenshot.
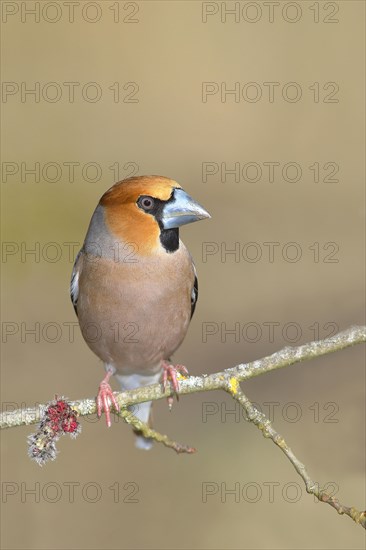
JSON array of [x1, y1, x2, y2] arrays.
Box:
[[71, 175, 210, 449]]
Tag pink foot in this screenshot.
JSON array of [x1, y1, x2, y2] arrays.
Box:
[[96, 370, 120, 428], [161, 361, 189, 409]]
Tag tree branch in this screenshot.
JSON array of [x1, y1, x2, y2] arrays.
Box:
[[1, 325, 365, 528], [2, 325, 364, 429]]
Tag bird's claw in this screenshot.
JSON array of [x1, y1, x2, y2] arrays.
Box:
[[96, 379, 120, 428], [161, 361, 189, 410]]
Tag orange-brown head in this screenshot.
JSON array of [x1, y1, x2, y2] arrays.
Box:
[[100, 175, 210, 255]]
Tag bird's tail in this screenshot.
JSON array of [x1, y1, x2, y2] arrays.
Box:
[[114, 371, 161, 450]]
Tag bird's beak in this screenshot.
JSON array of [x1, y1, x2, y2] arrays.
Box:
[[161, 188, 211, 230]]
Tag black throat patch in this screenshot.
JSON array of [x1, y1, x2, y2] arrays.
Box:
[[159, 227, 179, 253]]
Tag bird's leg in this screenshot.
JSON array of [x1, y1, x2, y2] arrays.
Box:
[[96, 368, 120, 427], [161, 360, 189, 410]]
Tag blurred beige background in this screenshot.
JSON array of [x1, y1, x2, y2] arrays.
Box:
[[1, 1, 365, 549]]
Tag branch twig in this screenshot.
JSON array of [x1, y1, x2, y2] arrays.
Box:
[[226, 382, 366, 528], [116, 408, 196, 453]]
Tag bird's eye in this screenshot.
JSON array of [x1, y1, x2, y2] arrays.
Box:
[[138, 196, 155, 211]]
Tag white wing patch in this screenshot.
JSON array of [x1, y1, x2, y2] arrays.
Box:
[[70, 251, 81, 313], [191, 285, 197, 305]]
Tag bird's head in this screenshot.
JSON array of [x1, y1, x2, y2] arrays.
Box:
[[100, 175, 211, 255]]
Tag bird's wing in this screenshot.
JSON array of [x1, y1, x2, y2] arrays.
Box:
[[70, 250, 83, 316], [191, 262, 198, 319]]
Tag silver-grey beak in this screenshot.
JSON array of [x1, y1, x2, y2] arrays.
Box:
[[162, 188, 211, 230]]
